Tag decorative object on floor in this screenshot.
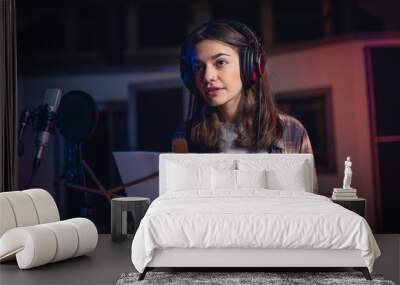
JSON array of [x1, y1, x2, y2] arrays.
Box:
[[332, 156, 358, 199], [0, 189, 98, 269], [116, 271, 395, 285], [111, 197, 150, 242]]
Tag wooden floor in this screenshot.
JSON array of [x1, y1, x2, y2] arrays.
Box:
[[0, 234, 398, 285]]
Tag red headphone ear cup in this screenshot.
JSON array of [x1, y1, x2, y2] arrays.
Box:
[[252, 71, 258, 83], [251, 50, 266, 83]]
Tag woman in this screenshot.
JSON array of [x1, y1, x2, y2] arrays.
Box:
[[173, 19, 314, 158]]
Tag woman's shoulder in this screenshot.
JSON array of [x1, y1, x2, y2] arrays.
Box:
[[278, 113, 306, 133], [277, 113, 309, 153]]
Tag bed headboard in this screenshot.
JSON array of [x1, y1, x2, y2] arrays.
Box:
[[159, 153, 314, 195]]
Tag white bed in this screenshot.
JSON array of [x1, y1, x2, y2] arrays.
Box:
[[131, 154, 380, 280]]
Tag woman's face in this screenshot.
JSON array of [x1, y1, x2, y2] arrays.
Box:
[[193, 40, 243, 111]]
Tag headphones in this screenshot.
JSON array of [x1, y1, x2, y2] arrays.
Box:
[[180, 19, 266, 93]]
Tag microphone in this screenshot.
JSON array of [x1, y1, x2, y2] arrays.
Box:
[[18, 109, 31, 156], [18, 110, 31, 141], [33, 89, 62, 170]]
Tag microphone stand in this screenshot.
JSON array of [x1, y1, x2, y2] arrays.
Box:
[[63, 142, 85, 218]]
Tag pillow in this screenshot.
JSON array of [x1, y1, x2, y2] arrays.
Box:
[[266, 166, 307, 191], [236, 169, 267, 189], [167, 161, 212, 191], [211, 168, 237, 190], [211, 168, 268, 190], [237, 159, 308, 191]]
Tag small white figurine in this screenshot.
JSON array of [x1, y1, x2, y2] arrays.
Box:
[[342, 156, 352, 189]]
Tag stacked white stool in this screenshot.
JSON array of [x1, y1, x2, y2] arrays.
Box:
[[0, 188, 98, 269]]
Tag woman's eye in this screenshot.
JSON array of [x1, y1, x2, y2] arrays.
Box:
[[216, 60, 227, 67]]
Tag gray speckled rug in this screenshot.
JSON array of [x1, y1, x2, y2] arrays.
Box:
[[116, 271, 396, 285]]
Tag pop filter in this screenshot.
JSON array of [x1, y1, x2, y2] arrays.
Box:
[[57, 90, 98, 143]]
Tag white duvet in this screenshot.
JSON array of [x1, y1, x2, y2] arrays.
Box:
[[131, 190, 380, 273]]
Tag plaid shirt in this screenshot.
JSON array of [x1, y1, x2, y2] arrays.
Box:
[[172, 114, 313, 154], [271, 113, 313, 154], [171, 113, 318, 192]]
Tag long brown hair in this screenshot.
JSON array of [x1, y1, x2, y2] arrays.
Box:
[[182, 20, 283, 152]]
